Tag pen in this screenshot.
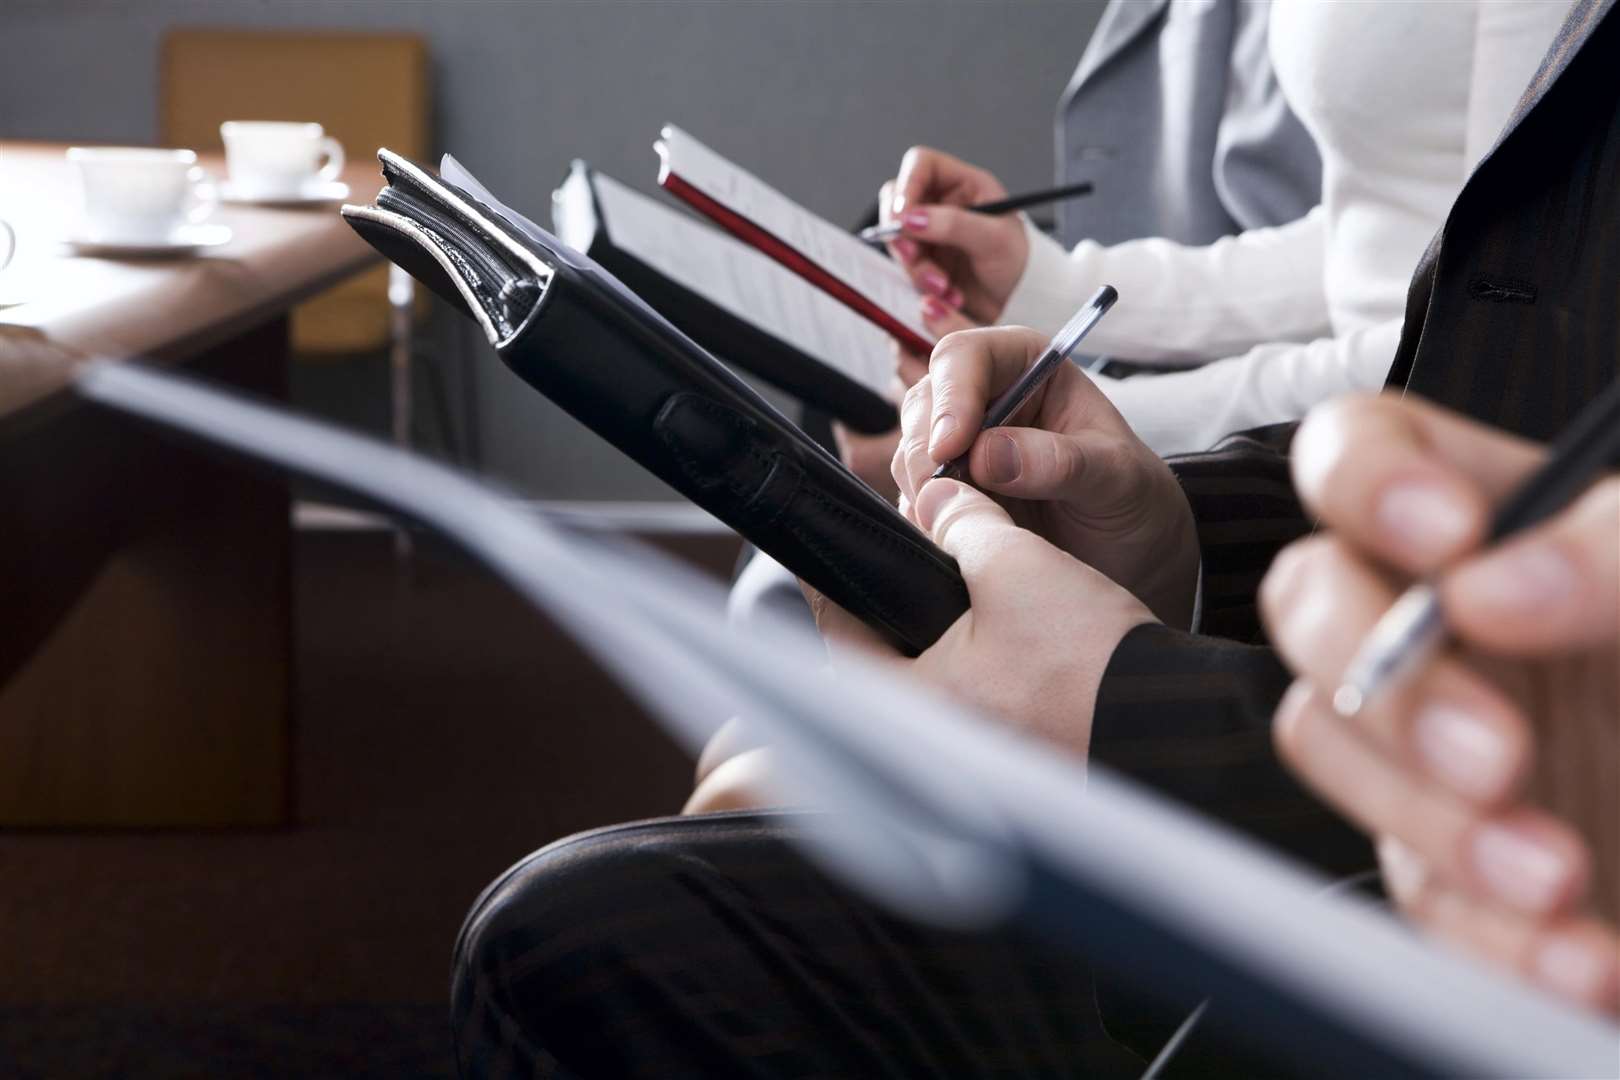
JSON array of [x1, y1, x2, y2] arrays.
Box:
[[859, 180, 1096, 245], [1334, 374, 1620, 717], [930, 284, 1117, 482]]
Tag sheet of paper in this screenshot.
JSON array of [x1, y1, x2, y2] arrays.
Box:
[[655, 125, 932, 343], [558, 168, 896, 396], [81, 359, 1620, 1080]]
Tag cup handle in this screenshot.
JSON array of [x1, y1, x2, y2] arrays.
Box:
[[0, 218, 14, 273], [185, 166, 220, 225], [316, 136, 346, 183]]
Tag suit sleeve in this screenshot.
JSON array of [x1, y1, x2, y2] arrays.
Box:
[[1087, 424, 1372, 878]]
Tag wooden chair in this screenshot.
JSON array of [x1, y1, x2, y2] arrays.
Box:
[[160, 29, 429, 445]]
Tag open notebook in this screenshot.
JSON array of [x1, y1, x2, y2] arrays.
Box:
[[552, 162, 897, 432], [80, 360, 1620, 1080], [655, 124, 936, 356]]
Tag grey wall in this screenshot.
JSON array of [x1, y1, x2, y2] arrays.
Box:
[[2, 0, 1102, 499]]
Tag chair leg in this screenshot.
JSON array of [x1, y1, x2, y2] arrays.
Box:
[[388, 264, 415, 559]]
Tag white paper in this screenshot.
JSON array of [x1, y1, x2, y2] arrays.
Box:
[[81, 359, 1620, 1080], [655, 125, 933, 344], [558, 168, 896, 396]]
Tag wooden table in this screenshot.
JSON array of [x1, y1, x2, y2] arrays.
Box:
[[0, 141, 382, 826]]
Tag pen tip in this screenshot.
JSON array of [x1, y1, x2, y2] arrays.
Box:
[[1331, 684, 1364, 718]]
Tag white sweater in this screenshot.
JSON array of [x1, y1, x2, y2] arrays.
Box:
[[999, 0, 1570, 455]]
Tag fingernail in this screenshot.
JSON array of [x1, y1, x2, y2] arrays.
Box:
[[929, 413, 958, 455], [894, 237, 919, 262], [920, 267, 950, 296], [1412, 702, 1513, 800], [985, 432, 1020, 484], [1376, 480, 1476, 564], [922, 296, 949, 321], [1471, 821, 1571, 912], [913, 478, 952, 533], [902, 209, 929, 231], [944, 288, 965, 309], [1533, 933, 1616, 1003], [1463, 542, 1578, 613]]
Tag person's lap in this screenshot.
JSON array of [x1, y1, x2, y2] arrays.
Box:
[[451, 809, 1151, 1079]]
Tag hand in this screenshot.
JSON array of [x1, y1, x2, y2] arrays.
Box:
[[817, 478, 1155, 756], [879, 147, 1029, 325], [686, 480, 1156, 814], [1261, 392, 1619, 1014], [893, 326, 1200, 629]]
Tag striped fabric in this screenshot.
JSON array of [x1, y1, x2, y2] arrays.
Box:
[[1090, 0, 1620, 874]]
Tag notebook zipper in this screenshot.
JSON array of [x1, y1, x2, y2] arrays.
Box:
[[376, 185, 542, 338]]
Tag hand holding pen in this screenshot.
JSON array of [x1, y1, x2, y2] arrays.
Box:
[[1260, 389, 1620, 1014], [876, 146, 1052, 327]]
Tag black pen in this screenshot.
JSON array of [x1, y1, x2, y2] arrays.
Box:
[[1334, 374, 1620, 717], [859, 180, 1095, 245], [930, 284, 1117, 483]]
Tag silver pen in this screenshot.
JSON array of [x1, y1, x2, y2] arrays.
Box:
[[931, 285, 1117, 482], [1334, 373, 1620, 717]]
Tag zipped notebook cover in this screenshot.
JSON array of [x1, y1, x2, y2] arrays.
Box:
[[655, 125, 936, 357], [341, 149, 968, 655], [552, 162, 896, 433]]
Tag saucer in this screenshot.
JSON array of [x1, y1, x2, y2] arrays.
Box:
[[220, 180, 351, 206], [64, 223, 234, 257]]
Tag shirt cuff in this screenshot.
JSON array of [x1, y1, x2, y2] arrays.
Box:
[[997, 216, 1087, 335]]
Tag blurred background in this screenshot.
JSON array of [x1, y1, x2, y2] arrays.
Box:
[[0, 2, 1102, 1076]]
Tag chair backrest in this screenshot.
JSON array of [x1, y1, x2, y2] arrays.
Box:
[[160, 29, 430, 353]]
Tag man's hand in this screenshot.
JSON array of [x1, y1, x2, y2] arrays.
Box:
[[893, 326, 1201, 629], [684, 479, 1157, 814], [1262, 393, 1619, 1014], [878, 147, 1029, 325], [816, 478, 1155, 755]]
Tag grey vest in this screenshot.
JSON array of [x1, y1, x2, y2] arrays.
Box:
[[1055, 0, 1321, 248]]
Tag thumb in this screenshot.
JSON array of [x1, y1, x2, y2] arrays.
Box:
[[967, 426, 1149, 514], [913, 477, 1020, 578]]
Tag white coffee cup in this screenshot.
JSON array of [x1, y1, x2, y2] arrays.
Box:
[[220, 121, 345, 198], [67, 147, 219, 245]]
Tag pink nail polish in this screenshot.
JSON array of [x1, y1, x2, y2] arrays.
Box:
[[894, 238, 919, 262], [920, 268, 949, 296], [902, 209, 929, 230], [944, 288, 965, 309], [922, 296, 948, 321]]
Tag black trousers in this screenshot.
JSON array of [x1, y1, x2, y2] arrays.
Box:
[[451, 810, 1190, 1080]]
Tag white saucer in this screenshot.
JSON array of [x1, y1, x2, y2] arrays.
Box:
[[64, 223, 234, 257], [220, 180, 351, 206]]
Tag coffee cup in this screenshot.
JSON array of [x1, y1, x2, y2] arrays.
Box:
[[221, 121, 345, 198], [67, 147, 219, 245]]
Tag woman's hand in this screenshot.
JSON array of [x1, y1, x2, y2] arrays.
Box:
[[1262, 392, 1619, 1014], [893, 326, 1200, 629], [880, 147, 1029, 325]]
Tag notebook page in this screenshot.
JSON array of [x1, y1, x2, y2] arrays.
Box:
[[656, 125, 932, 342], [568, 170, 894, 396]]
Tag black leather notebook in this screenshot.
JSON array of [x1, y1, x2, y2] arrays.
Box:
[[552, 162, 896, 433], [342, 150, 968, 655]]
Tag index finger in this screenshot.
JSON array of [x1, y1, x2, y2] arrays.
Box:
[[894, 146, 994, 216], [1292, 393, 1545, 576], [926, 326, 1050, 462]]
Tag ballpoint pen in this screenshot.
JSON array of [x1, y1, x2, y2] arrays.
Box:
[[859, 180, 1095, 245], [930, 284, 1117, 482], [1334, 374, 1620, 717]]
